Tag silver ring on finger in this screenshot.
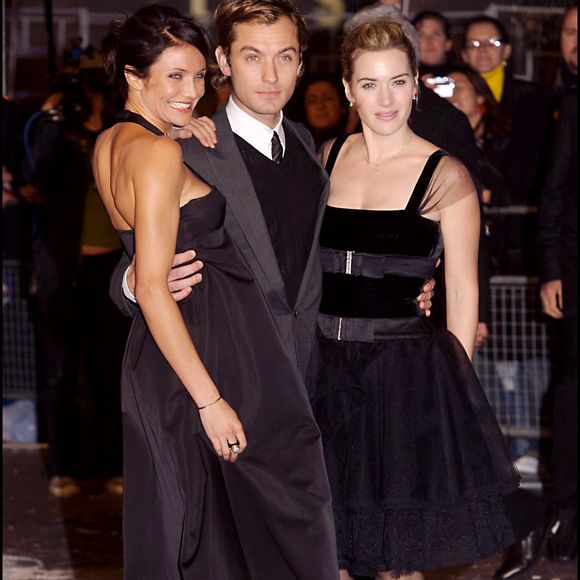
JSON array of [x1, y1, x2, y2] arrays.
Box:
[[227, 440, 240, 454]]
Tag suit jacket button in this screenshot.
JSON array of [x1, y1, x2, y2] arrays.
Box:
[[293, 310, 299, 317]]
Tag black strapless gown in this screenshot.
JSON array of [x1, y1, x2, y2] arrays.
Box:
[[308, 149, 520, 577], [115, 112, 337, 580]]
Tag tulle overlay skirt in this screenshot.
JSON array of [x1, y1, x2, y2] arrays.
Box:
[[308, 315, 520, 577]]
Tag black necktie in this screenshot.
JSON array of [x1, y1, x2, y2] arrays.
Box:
[[271, 131, 283, 164]]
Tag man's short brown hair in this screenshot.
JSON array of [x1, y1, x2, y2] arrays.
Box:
[[213, 0, 308, 87]]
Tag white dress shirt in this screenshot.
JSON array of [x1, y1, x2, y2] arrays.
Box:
[[226, 97, 286, 160]]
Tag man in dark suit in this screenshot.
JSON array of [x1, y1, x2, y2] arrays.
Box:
[[493, 83, 578, 580], [110, 0, 434, 378], [537, 90, 578, 565]]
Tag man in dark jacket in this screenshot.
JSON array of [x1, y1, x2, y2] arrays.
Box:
[[493, 87, 578, 580], [537, 91, 577, 563]]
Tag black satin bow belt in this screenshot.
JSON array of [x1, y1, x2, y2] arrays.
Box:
[[319, 247, 437, 279], [317, 313, 430, 342]]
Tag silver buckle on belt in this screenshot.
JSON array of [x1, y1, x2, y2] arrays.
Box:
[[337, 250, 353, 341], [345, 251, 353, 275]]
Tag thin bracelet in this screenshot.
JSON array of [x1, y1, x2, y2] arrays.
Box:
[[197, 394, 222, 411]]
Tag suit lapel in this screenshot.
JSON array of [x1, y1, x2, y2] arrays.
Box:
[[283, 121, 330, 307], [203, 110, 288, 306]]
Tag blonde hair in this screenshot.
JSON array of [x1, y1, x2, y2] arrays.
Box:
[[341, 20, 418, 84]]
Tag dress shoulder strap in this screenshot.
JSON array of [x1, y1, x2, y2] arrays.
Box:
[[324, 134, 349, 175], [114, 110, 166, 136], [405, 149, 447, 213]]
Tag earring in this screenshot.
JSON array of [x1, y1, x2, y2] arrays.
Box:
[[349, 100, 354, 107], [412, 92, 418, 101]]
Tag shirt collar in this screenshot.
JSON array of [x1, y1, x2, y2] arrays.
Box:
[[225, 97, 286, 160]]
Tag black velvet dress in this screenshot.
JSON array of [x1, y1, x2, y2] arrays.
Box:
[[308, 138, 520, 577], [115, 112, 337, 580]]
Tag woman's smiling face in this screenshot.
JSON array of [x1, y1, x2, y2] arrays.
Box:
[[132, 44, 207, 130]]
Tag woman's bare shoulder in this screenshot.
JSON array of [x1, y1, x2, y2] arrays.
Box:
[[99, 123, 182, 164], [319, 133, 360, 166], [411, 133, 440, 157]]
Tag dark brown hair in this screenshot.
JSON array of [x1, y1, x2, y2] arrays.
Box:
[[447, 64, 512, 155], [411, 10, 451, 40], [102, 5, 211, 99], [213, 0, 308, 87]]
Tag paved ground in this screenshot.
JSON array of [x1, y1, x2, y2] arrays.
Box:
[[3, 444, 577, 579]]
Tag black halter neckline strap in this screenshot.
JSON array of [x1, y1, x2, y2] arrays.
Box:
[[115, 110, 167, 136]]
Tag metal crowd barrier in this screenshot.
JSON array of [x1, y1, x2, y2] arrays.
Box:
[[1, 261, 558, 443], [2, 259, 37, 399], [474, 275, 558, 440]]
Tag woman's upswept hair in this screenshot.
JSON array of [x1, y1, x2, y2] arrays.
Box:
[[341, 20, 418, 84], [212, 0, 308, 87], [102, 4, 211, 99]]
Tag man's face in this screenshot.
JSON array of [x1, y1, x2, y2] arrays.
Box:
[[462, 22, 511, 74], [216, 17, 301, 128], [561, 7, 577, 75]]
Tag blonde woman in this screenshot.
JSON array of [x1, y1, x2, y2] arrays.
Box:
[[308, 20, 520, 580]]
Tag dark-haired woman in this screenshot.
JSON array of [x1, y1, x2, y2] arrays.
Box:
[[411, 10, 460, 77], [298, 74, 350, 151], [443, 66, 513, 276], [444, 65, 511, 208], [93, 5, 337, 578]]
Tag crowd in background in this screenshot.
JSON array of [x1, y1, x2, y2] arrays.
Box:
[[2, 1, 577, 573]]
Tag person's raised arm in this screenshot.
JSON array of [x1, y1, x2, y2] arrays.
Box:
[[131, 137, 245, 462]]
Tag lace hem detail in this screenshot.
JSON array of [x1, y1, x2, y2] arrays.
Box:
[[335, 494, 516, 577]]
